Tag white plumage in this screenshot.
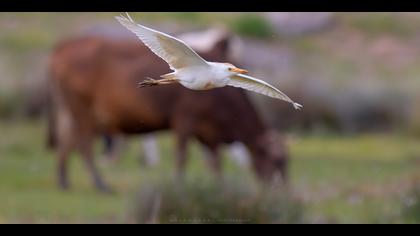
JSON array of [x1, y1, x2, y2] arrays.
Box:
[[115, 13, 303, 110]]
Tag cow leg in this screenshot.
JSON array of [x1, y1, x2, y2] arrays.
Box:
[[175, 132, 189, 181], [139, 134, 160, 167], [204, 146, 223, 180], [102, 135, 115, 160], [78, 135, 112, 193], [278, 159, 289, 185], [249, 156, 271, 184], [55, 105, 76, 190], [172, 110, 196, 182], [102, 135, 124, 164], [57, 140, 73, 190]]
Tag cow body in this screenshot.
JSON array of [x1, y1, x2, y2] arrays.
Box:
[[48, 34, 288, 192]]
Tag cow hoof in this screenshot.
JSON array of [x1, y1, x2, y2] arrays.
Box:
[[97, 185, 115, 195], [58, 181, 70, 191]]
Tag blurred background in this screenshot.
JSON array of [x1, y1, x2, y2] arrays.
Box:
[[0, 12, 419, 223]]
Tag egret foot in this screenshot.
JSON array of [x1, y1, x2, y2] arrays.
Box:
[[138, 77, 159, 88]]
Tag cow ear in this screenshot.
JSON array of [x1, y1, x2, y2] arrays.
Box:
[[212, 36, 230, 60]]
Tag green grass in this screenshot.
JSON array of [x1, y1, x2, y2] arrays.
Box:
[[1, 13, 419, 222], [132, 176, 305, 224], [230, 14, 274, 39], [0, 120, 419, 223], [399, 184, 420, 223], [0, 92, 24, 119], [342, 13, 418, 38], [290, 134, 420, 223]]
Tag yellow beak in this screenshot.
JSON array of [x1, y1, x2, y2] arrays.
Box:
[[231, 67, 248, 74]]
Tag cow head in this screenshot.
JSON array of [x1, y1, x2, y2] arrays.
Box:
[[249, 129, 289, 185]]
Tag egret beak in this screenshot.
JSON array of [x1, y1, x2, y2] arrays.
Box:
[[231, 67, 248, 74]]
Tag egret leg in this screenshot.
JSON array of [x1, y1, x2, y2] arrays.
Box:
[[138, 77, 178, 88]]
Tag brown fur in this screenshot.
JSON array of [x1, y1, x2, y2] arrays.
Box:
[[47, 35, 289, 192]]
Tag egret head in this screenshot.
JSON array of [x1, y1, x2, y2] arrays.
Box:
[[224, 63, 248, 75]]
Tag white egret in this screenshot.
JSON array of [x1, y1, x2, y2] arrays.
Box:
[[115, 13, 303, 110]]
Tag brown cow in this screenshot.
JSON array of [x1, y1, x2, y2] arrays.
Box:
[[47, 32, 289, 192]]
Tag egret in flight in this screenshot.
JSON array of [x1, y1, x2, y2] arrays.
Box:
[[115, 13, 303, 110]]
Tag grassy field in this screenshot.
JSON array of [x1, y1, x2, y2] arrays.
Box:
[[0, 12, 420, 224], [0, 119, 418, 223]]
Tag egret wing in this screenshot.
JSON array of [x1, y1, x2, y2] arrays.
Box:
[[115, 13, 209, 70], [228, 74, 303, 110]]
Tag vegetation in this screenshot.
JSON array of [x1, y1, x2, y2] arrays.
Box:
[[132, 176, 304, 224], [0, 120, 418, 223], [399, 184, 420, 223], [0, 12, 419, 224], [230, 14, 274, 39]]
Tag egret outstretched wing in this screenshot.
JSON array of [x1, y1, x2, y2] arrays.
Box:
[[115, 13, 209, 70], [228, 74, 303, 110]]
